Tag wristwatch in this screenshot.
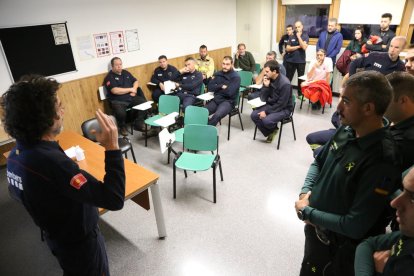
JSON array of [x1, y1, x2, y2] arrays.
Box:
[[297, 207, 307, 221]]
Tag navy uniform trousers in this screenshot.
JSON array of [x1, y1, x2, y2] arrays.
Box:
[[206, 100, 233, 126], [250, 105, 289, 137]]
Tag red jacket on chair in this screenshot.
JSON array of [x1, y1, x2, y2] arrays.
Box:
[[302, 80, 332, 107]]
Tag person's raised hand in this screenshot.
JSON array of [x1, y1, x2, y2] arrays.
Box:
[[91, 109, 119, 151]]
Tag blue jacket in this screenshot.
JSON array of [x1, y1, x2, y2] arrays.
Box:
[[208, 69, 241, 106], [316, 30, 343, 64], [150, 64, 180, 87], [177, 70, 203, 96]]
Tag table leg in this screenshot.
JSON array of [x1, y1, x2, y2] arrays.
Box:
[[150, 182, 167, 239]]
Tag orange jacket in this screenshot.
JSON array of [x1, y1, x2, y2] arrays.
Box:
[[302, 80, 332, 107]]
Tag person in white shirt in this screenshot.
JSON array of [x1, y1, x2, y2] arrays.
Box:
[[301, 49, 333, 110]]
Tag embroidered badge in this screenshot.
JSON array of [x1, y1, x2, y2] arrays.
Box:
[[70, 173, 87, 190], [345, 162, 355, 172], [106, 81, 110, 86]]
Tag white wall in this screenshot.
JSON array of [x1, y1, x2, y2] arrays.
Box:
[[0, 0, 237, 93], [236, 0, 273, 65]]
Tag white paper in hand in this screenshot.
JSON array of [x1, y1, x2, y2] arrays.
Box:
[[164, 80, 176, 94]]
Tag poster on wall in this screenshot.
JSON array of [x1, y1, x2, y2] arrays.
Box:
[[76, 35, 95, 61], [93, 33, 111, 57], [109, 31, 126, 54], [51, 24, 69, 45], [125, 29, 140, 52]]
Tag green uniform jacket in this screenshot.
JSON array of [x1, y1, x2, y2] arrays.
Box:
[[355, 231, 414, 276], [300, 125, 401, 240], [234, 51, 256, 72]]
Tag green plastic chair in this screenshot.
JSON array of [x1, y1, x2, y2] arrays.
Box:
[[238, 70, 253, 113], [253, 94, 296, 149], [168, 106, 209, 163], [255, 63, 261, 75], [144, 95, 180, 147], [173, 124, 223, 203], [194, 83, 206, 107]]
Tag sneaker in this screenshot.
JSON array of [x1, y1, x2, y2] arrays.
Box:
[[142, 128, 159, 137], [266, 128, 279, 143], [120, 127, 129, 137]]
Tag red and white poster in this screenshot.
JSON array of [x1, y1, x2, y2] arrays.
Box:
[[93, 33, 111, 57], [109, 31, 126, 54]]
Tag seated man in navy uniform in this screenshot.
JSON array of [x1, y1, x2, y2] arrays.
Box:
[[295, 71, 401, 276], [355, 167, 414, 276], [250, 60, 293, 143], [206, 56, 241, 126], [104, 57, 149, 136], [348, 36, 406, 77], [150, 55, 180, 103], [174, 57, 203, 111], [2, 75, 126, 276]]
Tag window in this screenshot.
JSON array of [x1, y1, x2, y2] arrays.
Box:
[[285, 5, 330, 38], [339, 24, 398, 41]]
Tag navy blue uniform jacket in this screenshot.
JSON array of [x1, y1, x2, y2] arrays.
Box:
[[150, 65, 180, 87], [207, 69, 241, 106], [104, 70, 137, 102], [7, 140, 125, 243], [177, 70, 203, 96], [349, 52, 405, 76], [260, 73, 293, 115]]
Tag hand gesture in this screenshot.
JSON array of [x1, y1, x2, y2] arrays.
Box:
[[295, 191, 311, 212], [91, 109, 119, 151], [259, 111, 267, 119], [159, 82, 165, 91], [263, 76, 270, 87], [374, 250, 390, 273]]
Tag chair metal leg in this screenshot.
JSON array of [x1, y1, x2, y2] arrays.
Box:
[[322, 104, 325, 114], [124, 152, 128, 159], [227, 114, 231, 141], [130, 147, 137, 163], [253, 125, 257, 140], [184, 170, 187, 178], [300, 95, 305, 109], [213, 165, 217, 203], [240, 93, 245, 113], [291, 120, 297, 140], [218, 158, 224, 181], [173, 160, 177, 199], [277, 123, 284, 150], [237, 111, 244, 131], [145, 124, 148, 147]]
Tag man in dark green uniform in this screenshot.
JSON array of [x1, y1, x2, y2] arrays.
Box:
[[354, 167, 414, 276], [295, 71, 401, 276], [385, 72, 414, 171]]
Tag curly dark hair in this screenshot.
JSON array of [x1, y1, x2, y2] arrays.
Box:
[[1, 75, 61, 145]]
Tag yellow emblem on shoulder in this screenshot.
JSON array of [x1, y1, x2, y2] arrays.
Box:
[[345, 162, 355, 172]]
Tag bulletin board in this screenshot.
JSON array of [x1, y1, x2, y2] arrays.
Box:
[[0, 22, 76, 82]]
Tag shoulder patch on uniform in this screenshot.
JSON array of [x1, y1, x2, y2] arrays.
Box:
[[70, 173, 87, 190], [374, 176, 392, 196], [106, 81, 110, 86]]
